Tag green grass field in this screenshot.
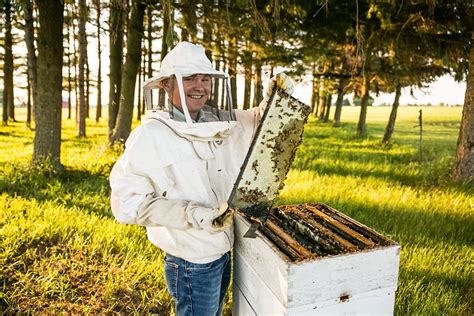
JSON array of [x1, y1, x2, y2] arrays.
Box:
[[0, 106, 472, 314]]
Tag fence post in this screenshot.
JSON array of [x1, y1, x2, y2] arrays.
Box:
[[418, 109, 423, 160]]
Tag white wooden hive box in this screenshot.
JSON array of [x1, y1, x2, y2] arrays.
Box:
[[232, 203, 401, 315]]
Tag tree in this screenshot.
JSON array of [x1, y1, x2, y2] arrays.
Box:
[[20, 0, 37, 129], [382, 81, 402, 144], [144, 4, 155, 115], [252, 62, 263, 108], [33, 0, 64, 164], [77, 0, 87, 137], [356, 70, 371, 137], [158, 0, 175, 109], [110, 0, 146, 144], [453, 34, 473, 183], [310, 64, 319, 116], [333, 77, 348, 127], [108, 0, 126, 143], [2, 0, 14, 124], [94, 0, 102, 122], [323, 94, 333, 123], [179, 0, 197, 42], [242, 41, 252, 110], [65, 5, 73, 120]]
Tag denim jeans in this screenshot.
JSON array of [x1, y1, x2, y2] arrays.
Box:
[[164, 252, 231, 316]]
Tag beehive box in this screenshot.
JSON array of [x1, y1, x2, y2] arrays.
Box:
[[232, 203, 400, 315]]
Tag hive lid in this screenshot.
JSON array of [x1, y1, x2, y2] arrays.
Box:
[[227, 87, 311, 220]]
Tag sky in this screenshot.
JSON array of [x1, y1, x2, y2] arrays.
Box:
[[291, 74, 466, 107], [372, 75, 466, 106]]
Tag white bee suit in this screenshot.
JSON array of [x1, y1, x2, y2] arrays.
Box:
[[109, 107, 264, 263], [109, 41, 295, 264]]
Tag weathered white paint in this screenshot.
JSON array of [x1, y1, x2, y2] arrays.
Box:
[[287, 287, 397, 315], [233, 213, 401, 315], [233, 281, 397, 316], [286, 246, 400, 308], [234, 250, 287, 314], [232, 283, 257, 316], [234, 214, 290, 303]]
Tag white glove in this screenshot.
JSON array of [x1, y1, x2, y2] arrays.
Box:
[[265, 72, 295, 98], [189, 203, 233, 234]]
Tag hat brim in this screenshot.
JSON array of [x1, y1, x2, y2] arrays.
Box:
[[143, 68, 227, 89]]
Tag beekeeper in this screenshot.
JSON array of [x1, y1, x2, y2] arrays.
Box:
[[109, 41, 294, 316]]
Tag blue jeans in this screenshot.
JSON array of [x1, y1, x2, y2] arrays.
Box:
[[164, 252, 231, 316]]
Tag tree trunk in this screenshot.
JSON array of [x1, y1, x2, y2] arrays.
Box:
[[95, 0, 102, 122], [310, 65, 318, 116], [33, 0, 64, 165], [141, 45, 147, 115], [3, 0, 15, 123], [228, 36, 238, 109], [78, 0, 87, 137], [86, 56, 90, 119], [453, 37, 474, 183], [323, 94, 332, 123], [73, 5, 79, 124], [158, 1, 171, 109], [211, 58, 220, 106], [180, 0, 197, 44], [213, 35, 223, 108], [21, 0, 38, 127], [67, 15, 72, 120], [220, 58, 227, 108], [27, 71, 32, 128], [382, 82, 402, 144], [318, 91, 326, 120], [243, 50, 252, 110], [356, 71, 370, 137], [137, 55, 142, 121], [2, 87, 7, 125], [253, 63, 263, 107], [181, 0, 197, 42], [111, 1, 146, 144], [202, 2, 212, 61], [333, 77, 348, 127], [108, 1, 125, 143], [146, 5, 153, 112]]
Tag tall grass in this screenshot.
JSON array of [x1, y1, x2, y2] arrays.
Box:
[[1, 114, 172, 313], [1, 106, 472, 314]]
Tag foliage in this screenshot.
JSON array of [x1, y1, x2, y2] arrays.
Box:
[[1, 107, 472, 314]]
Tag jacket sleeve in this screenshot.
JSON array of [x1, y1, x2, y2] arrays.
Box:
[[233, 94, 269, 136], [109, 124, 201, 229]]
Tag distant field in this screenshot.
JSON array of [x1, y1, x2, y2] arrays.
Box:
[[1, 106, 472, 314]]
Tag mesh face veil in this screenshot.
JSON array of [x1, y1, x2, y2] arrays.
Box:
[[143, 42, 235, 124]]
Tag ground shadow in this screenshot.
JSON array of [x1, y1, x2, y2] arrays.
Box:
[[1, 166, 113, 218]]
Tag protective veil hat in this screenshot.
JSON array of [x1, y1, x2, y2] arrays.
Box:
[[143, 42, 227, 90], [143, 41, 234, 127]]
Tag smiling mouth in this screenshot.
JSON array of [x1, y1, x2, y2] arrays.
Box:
[[188, 95, 204, 99]]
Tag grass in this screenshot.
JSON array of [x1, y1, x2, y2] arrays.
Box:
[[1, 105, 472, 314]]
